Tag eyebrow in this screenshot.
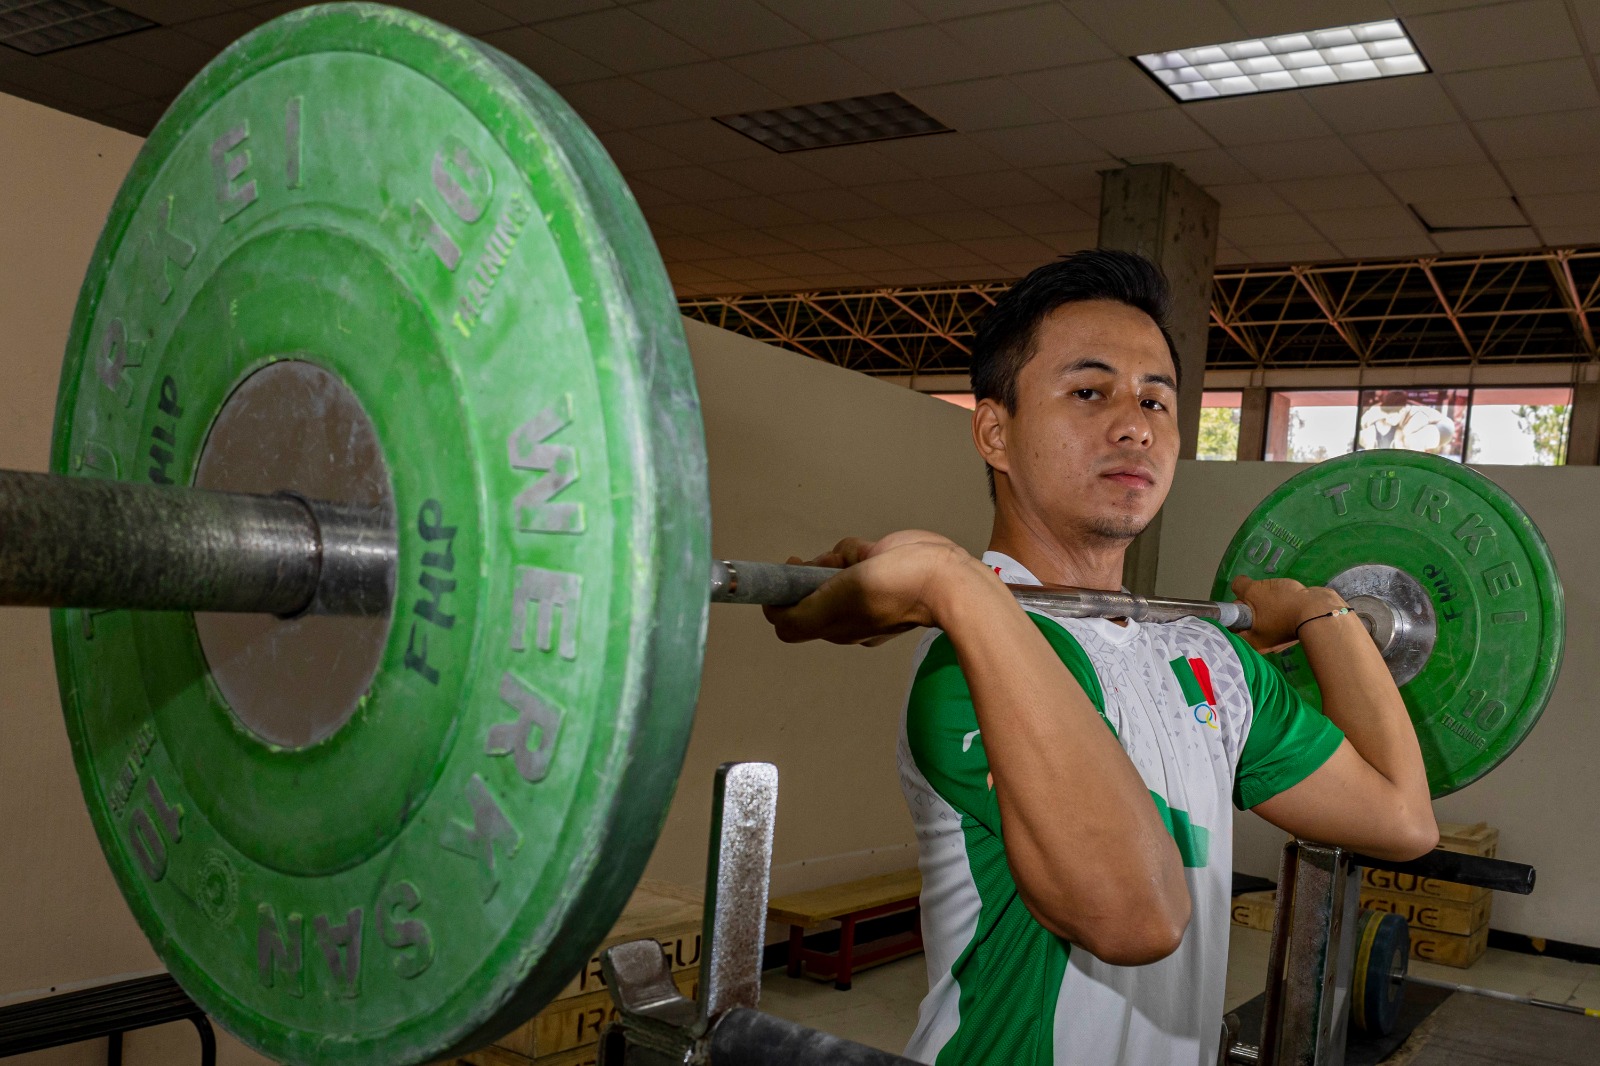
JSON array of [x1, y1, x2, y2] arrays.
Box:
[[1058, 358, 1177, 390]]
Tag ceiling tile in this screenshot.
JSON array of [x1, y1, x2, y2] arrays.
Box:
[[633, 61, 790, 113], [627, 178, 683, 207], [1208, 182, 1294, 218], [1229, 137, 1368, 181], [1013, 59, 1175, 120], [596, 129, 690, 170], [636, 165, 753, 201], [115, 0, 232, 21], [763, 222, 870, 250], [1072, 109, 1216, 157], [890, 240, 990, 268], [4, 60, 139, 111], [1520, 192, 1600, 227], [644, 203, 736, 233], [1380, 162, 1511, 202], [177, 10, 267, 45], [856, 179, 972, 213], [830, 25, 973, 89], [940, 4, 1113, 77], [44, 41, 191, 99], [1348, 123, 1486, 170], [874, 266, 950, 285], [655, 234, 736, 260], [1405, 0, 1581, 74], [763, 0, 925, 39], [1216, 240, 1252, 265], [791, 142, 919, 185], [1575, 0, 1600, 50], [1067, 0, 1244, 55], [666, 262, 727, 286], [562, 78, 698, 130], [376, 0, 516, 34], [752, 250, 849, 275], [1305, 77, 1462, 135], [1331, 234, 1441, 259], [99, 97, 170, 135], [1037, 229, 1098, 254], [103, 28, 218, 75], [1498, 151, 1600, 195], [988, 199, 1098, 232], [1303, 204, 1425, 241], [1441, 57, 1600, 121], [826, 245, 917, 271], [710, 154, 838, 194], [1273, 173, 1397, 211], [906, 209, 1019, 240], [1027, 161, 1105, 198], [901, 76, 1057, 131], [725, 44, 882, 102], [634, 119, 768, 161], [1221, 213, 1325, 244], [869, 133, 1006, 177], [1535, 222, 1600, 245], [837, 215, 947, 243], [1235, 240, 1340, 264], [1474, 107, 1600, 159], [1221, 0, 1395, 38], [936, 169, 1057, 207], [635, 0, 809, 58], [908, 0, 1048, 18], [698, 229, 804, 256], [1125, 147, 1256, 186], [479, 0, 616, 21], [540, 8, 708, 74], [697, 256, 788, 280], [773, 187, 884, 221], [971, 121, 1109, 167], [932, 262, 1014, 282], [477, 27, 615, 84], [703, 195, 814, 226], [959, 234, 1060, 263], [1183, 94, 1334, 147], [1430, 227, 1538, 252], [1412, 197, 1528, 228]]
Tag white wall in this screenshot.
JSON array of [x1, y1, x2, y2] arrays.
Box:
[[1157, 459, 1600, 947]]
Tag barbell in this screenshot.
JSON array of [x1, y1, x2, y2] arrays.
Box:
[[7, 4, 1564, 1064]]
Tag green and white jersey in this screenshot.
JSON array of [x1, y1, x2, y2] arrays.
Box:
[[898, 552, 1343, 1066]]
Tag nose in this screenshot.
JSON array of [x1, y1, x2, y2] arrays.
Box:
[[1107, 391, 1154, 448]]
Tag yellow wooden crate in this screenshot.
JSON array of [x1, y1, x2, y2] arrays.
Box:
[[1358, 886, 1490, 936]]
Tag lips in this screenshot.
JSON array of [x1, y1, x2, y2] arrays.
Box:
[[1102, 466, 1156, 488]]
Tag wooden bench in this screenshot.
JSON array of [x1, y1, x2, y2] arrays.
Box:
[[767, 869, 923, 991]]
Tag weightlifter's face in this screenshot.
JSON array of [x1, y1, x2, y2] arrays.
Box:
[[982, 299, 1180, 544]]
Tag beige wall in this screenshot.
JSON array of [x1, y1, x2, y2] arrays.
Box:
[[1156, 459, 1600, 947], [646, 318, 990, 897]]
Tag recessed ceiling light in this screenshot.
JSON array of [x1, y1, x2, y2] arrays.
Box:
[[1135, 20, 1427, 102], [0, 0, 153, 57], [717, 92, 951, 153]]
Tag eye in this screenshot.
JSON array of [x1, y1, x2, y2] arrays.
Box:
[[1142, 397, 1167, 411], [1072, 388, 1101, 401]]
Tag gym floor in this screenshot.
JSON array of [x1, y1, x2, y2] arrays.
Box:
[[758, 926, 1600, 1058]]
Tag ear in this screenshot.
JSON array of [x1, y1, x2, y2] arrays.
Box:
[[972, 398, 1010, 476]]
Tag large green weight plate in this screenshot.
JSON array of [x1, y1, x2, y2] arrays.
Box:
[[1212, 451, 1563, 798], [48, 5, 709, 1064]]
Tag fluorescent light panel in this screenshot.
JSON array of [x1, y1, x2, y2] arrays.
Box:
[[0, 0, 153, 56], [1136, 20, 1426, 101], [717, 92, 950, 153]]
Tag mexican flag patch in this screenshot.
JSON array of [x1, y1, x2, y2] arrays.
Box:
[[1170, 655, 1219, 730]]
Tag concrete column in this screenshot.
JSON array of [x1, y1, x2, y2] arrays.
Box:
[[1237, 386, 1268, 461], [1097, 163, 1219, 592], [1566, 381, 1600, 465]]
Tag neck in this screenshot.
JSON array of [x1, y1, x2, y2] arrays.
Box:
[[987, 503, 1132, 591]]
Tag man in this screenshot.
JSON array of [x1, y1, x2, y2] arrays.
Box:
[[764, 251, 1437, 1066], [1358, 389, 1457, 455]]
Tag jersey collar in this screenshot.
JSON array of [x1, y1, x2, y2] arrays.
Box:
[[979, 550, 1144, 643]]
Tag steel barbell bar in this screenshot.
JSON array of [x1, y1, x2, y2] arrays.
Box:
[[0, 469, 1459, 657]]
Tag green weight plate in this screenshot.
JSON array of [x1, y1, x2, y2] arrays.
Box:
[[1351, 908, 1408, 1038], [1212, 451, 1563, 798], [48, 5, 709, 1065]]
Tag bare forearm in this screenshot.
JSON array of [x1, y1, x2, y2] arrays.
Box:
[[1299, 606, 1435, 832], [933, 562, 1189, 958]]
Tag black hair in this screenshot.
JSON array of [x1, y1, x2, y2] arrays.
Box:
[[969, 249, 1181, 497]]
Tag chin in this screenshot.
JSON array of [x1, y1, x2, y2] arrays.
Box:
[[1088, 515, 1149, 541]]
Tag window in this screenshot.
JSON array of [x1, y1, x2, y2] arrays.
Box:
[[1464, 387, 1572, 466], [1356, 388, 1468, 461], [1265, 390, 1359, 462], [1198, 391, 1242, 460]]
